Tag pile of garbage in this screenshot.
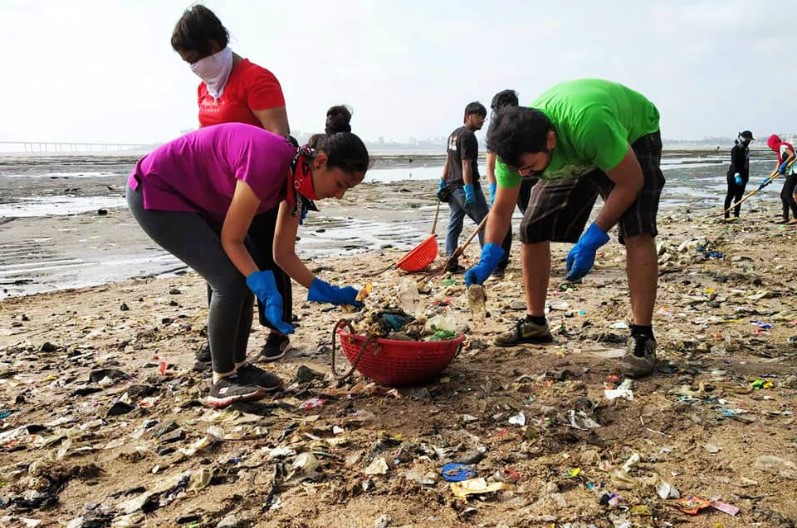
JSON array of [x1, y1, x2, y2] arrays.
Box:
[[348, 277, 470, 342]]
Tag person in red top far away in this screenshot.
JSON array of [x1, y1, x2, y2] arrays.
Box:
[[763, 135, 797, 224], [171, 4, 295, 366]]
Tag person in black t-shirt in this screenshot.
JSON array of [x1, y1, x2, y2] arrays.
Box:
[[437, 102, 509, 273], [723, 130, 753, 220]]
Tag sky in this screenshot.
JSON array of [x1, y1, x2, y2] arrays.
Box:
[[0, 0, 793, 145]]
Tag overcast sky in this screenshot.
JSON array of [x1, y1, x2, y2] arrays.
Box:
[[0, 0, 792, 145]]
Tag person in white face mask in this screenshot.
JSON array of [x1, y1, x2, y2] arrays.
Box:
[[171, 4, 294, 366], [171, 4, 290, 136]]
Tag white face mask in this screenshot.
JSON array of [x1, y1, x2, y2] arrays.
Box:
[[190, 47, 234, 99]]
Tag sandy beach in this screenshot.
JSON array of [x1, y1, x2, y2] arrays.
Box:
[[2, 169, 797, 527]]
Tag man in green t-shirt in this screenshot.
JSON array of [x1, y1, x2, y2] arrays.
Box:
[[464, 79, 664, 377]]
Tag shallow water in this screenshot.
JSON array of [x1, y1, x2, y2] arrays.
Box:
[[0, 150, 781, 297]]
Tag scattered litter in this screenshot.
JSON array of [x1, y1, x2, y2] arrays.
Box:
[[441, 463, 477, 482], [450, 478, 514, 499], [364, 457, 389, 476], [508, 412, 526, 426], [605, 379, 634, 400]]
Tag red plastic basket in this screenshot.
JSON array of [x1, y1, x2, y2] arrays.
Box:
[[332, 320, 464, 386], [395, 235, 438, 272]]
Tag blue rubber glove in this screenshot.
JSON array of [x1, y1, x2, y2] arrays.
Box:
[[758, 178, 772, 190], [464, 243, 506, 286], [779, 161, 788, 175], [489, 182, 497, 206], [246, 271, 295, 335], [438, 179, 446, 193], [734, 173, 743, 186], [565, 223, 610, 282], [463, 184, 475, 211], [307, 278, 363, 307]]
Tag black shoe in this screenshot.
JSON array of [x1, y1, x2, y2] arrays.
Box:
[[195, 342, 211, 363], [236, 363, 283, 392], [259, 333, 291, 362], [446, 262, 466, 274], [492, 267, 506, 279], [206, 374, 266, 409]]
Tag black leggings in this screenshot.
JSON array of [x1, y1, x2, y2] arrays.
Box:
[[724, 174, 747, 218], [128, 186, 252, 374], [781, 174, 797, 221], [247, 209, 293, 330]]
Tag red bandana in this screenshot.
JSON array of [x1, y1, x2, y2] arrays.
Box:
[[286, 146, 319, 219]]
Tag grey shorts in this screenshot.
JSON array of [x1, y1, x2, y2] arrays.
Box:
[[519, 131, 665, 244]]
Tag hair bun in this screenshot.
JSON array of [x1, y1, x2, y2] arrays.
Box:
[[325, 105, 353, 134]]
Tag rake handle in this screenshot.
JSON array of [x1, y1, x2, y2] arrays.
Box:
[[451, 213, 489, 260], [431, 200, 441, 234], [722, 168, 779, 215]]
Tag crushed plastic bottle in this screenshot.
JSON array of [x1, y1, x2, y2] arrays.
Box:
[[467, 285, 487, 319], [398, 278, 420, 315]]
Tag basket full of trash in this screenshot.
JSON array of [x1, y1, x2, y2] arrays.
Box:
[[332, 316, 465, 386]]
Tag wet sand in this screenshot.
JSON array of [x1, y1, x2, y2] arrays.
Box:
[[1, 191, 797, 526], [0, 149, 779, 299]]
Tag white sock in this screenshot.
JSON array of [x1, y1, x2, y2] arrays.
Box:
[[213, 370, 235, 384]]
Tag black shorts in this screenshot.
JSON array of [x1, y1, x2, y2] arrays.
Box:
[[519, 131, 665, 245]]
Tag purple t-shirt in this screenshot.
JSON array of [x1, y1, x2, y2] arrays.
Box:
[[128, 123, 295, 223]]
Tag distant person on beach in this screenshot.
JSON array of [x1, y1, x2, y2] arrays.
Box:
[[724, 130, 754, 220], [485, 89, 536, 274], [171, 4, 294, 364], [465, 79, 663, 378], [126, 120, 368, 408], [438, 102, 509, 275], [764, 134, 797, 224]]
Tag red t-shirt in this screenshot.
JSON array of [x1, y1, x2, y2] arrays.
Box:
[[197, 58, 285, 128]]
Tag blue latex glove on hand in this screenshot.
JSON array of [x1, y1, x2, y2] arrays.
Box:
[[463, 184, 475, 211], [489, 182, 497, 206], [758, 178, 772, 190], [779, 161, 788, 175], [565, 223, 610, 282], [307, 278, 363, 307], [246, 270, 295, 335], [438, 179, 446, 193], [464, 243, 506, 286], [734, 173, 743, 186]]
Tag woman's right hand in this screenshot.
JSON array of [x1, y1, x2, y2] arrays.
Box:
[[246, 270, 295, 334]]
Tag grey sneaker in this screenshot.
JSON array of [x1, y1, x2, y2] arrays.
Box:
[[236, 363, 283, 392], [495, 318, 553, 347], [622, 335, 657, 377], [206, 374, 267, 409]]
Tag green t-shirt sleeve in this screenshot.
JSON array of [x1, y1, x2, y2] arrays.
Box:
[[495, 158, 521, 188], [572, 107, 629, 172]]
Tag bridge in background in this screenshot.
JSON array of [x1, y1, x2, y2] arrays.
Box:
[[0, 141, 152, 153]]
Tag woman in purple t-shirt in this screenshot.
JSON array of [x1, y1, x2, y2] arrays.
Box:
[[127, 120, 369, 408]]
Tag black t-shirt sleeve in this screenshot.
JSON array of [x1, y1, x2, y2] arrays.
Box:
[[459, 130, 478, 161]]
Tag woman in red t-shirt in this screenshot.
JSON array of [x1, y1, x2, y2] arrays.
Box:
[[171, 4, 294, 363]]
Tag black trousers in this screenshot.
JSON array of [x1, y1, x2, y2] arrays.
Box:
[[498, 177, 539, 270], [724, 174, 747, 218], [206, 206, 293, 335], [781, 174, 797, 221]]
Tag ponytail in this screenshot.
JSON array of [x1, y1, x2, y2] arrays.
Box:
[[306, 105, 369, 174]]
